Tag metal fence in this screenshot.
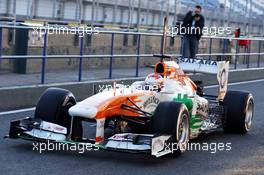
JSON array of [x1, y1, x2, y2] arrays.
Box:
[[0, 24, 264, 85]]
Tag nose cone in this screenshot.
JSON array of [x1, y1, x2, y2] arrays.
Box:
[[69, 105, 98, 119]]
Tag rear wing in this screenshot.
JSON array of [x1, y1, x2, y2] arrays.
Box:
[[176, 57, 229, 100]]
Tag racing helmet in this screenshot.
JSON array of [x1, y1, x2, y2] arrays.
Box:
[[145, 73, 164, 85]]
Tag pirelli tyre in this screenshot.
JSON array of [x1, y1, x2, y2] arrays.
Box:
[[223, 91, 254, 134], [151, 101, 190, 156], [34, 88, 83, 138]]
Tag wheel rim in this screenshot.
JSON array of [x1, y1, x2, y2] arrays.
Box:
[[177, 113, 189, 151], [245, 99, 253, 131]]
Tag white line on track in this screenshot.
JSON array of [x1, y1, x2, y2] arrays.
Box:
[[1, 78, 264, 116], [204, 78, 264, 89], [0, 107, 35, 116]]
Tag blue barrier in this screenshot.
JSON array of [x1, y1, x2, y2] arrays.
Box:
[[41, 32, 48, 84], [136, 34, 141, 77], [0, 27, 2, 64], [208, 38, 212, 60], [258, 41, 261, 68], [78, 36, 84, 82], [109, 33, 114, 79], [0, 25, 263, 85]]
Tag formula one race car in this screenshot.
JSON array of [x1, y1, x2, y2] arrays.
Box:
[[7, 55, 254, 157]]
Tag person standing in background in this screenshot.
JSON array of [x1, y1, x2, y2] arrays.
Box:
[[182, 5, 205, 58]]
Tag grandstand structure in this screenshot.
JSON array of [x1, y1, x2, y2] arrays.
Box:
[[0, 0, 263, 34]]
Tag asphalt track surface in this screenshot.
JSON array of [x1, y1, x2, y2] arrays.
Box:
[[0, 80, 264, 175]]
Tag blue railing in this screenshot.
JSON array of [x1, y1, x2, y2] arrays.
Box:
[[0, 24, 264, 85]]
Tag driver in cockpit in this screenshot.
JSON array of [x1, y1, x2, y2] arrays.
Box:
[[144, 73, 164, 91]]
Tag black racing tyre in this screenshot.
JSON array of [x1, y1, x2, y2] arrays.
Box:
[[193, 80, 204, 96], [223, 91, 254, 134], [35, 88, 82, 138], [151, 101, 189, 156]]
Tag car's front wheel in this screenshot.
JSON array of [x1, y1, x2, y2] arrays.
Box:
[[151, 101, 190, 156], [35, 88, 83, 139]]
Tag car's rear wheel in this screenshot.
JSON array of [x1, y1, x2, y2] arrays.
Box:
[[35, 88, 82, 138], [151, 101, 189, 156], [223, 91, 254, 134]]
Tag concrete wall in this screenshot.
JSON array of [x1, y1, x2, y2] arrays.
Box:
[[1, 29, 183, 73], [2, 28, 263, 74]]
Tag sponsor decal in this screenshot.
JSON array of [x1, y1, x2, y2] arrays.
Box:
[[151, 136, 171, 157], [217, 61, 229, 99], [40, 121, 67, 134], [112, 135, 126, 140], [152, 139, 164, 153], [219, 68, 227, 89], [196, 103, 209, 116], [97, 120, 105, 129], [143, 96, 160, 109], [54, 127, 65, 132], [177, 57, 217, 66]]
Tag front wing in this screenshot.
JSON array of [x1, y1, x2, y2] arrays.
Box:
[[6, 117, 172, 157]]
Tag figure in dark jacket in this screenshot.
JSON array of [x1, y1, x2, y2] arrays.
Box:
[[182, 5, 205, 58]]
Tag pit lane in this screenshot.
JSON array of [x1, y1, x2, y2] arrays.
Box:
[[0, 80, 263, 175]]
